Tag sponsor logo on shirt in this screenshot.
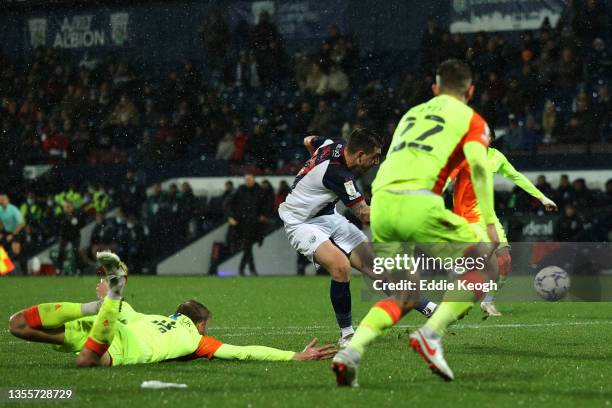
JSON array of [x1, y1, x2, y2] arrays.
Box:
[[344, 180, 358, 199]]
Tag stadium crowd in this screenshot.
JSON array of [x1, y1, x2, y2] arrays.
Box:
[[2, 1, 612, 274], [1, 1, 611, 175]]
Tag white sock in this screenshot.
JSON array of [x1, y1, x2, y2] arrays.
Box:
[[482, 293, 495, 304], [81, 300, 102, 315], [421, 326, 441, 340], [107, 277, 126, 300], [341, 326, 355, 338]]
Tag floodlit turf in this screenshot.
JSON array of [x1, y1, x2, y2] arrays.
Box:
[[1, 276, 611, 407]]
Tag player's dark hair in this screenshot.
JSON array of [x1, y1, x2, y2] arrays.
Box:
[[346, 128, 381, 154], [176, 299, 210, 324], [436, 59, 472, 94]]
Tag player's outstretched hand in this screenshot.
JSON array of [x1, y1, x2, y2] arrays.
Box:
[[540, 196, 558, 211], [293, 338, 337, 361]]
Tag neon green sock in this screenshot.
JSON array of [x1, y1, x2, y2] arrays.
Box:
[[348, 307, 394, 355], [425, 301, 473, 336], [37, 302, 83, 328], [89, 297, 121, 345], [496, 274, 508, 292], [483, 274, 508, 302]]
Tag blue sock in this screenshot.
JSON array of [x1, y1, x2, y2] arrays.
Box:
[[415, 298, 437, 317], [330, 280, 352, 329]]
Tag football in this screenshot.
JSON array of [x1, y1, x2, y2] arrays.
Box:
[[534, 266, 571, 301]]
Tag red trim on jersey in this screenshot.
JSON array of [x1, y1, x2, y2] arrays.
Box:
[[432, 112, 489, 195], [166, 336, 225, 362], [432, 141, 464, 195], [84, 337, 110, 356], [452, 161, 481, 223], [23, 305, 42, 329], [345, 195, 365, 208], [194, 336, 224, 360]]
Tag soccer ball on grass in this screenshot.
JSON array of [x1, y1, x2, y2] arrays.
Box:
[[534, 266, 570, 301]]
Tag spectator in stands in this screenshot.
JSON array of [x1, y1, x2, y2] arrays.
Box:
[[309, 99, 337, 135], [304, 61, 326, 95], [541, 100, 559, 144], [250, 11, 283, 84], [604, 179, 612, 206], [19, 192, 42, 227], [84, 212, 116, 265], [115, 211, 145, 274], [556, 47, 581, 90], [205, 180, 234, 230], [572, 178, 593, 209], [41, 120, 69, 160], [150, 116, 176, 160], [520, 114, 541, 153], [274, 180, 290, 213], [143, 182, 168, 254], [226, 174, 266, 276], [294, 101, 314, 136], [327, 64, 350, 97], [117, 170, 144, 219], [71, 119, 92, 163], [0, 194, 25, 254], [56, 200, 84, 275], [177, 181, 198, 238], [107, 94, 140, 148], [586, 38, 612, 80], [555, 174, 574, 208], [554, 203, 583, 241], [421, 17, 442, 72], [200, 8, 231, 69], [536, 175, 554, 199], [245, 121, 274, 170], [216, 131, 236, 160], [572, 0, 609, 45], [593, 83, 611, 142], [260, 179, 275, 219], [564, 92, 596, 143]]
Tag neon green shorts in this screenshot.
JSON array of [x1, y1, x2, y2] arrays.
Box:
[[371, 190, 479, 259], [469, 219, 509, 248]]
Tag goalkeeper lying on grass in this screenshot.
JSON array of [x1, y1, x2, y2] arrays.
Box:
[[9, 251, 336, 367]]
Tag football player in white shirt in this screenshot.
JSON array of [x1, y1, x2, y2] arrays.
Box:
[[279, 129, 436, 346]]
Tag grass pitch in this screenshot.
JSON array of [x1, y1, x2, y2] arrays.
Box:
[[1, 276, 611, 407]]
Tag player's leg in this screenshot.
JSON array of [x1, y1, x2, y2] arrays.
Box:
[[409, 206, 498, 380], [76, 251, 127, 368], [313, 240, 354, 345], [8, 301, 101, 344], [481, 219, 511, 317], [285, 219, 355, 344], [332, 192, 430, 386]]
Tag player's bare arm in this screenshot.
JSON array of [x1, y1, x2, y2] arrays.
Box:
[[350, 200, 370, 224], [303, 135, 318, 155]]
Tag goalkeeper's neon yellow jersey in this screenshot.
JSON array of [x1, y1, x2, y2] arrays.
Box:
[[372, 94, 490, 195], [113, 312, 217, 363]]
